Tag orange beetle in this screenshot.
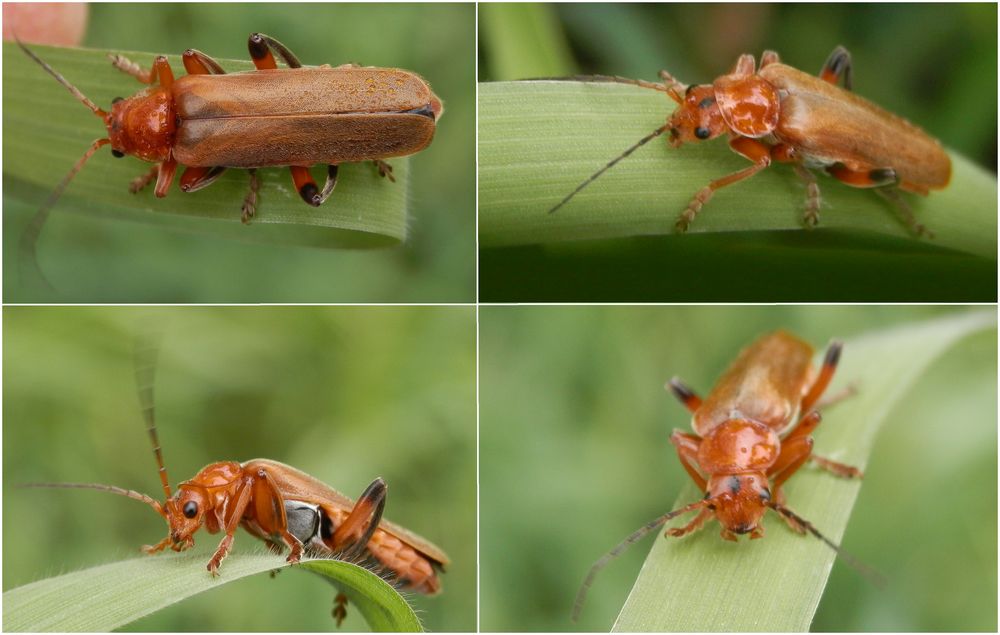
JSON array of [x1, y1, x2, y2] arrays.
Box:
[[573, 331, 873, 621], [550, 47, 950, 236]]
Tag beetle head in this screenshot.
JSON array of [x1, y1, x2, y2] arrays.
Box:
[[706, 472, 772, 539], [667, 84, 727, 147], [162, 485, 208, 550]]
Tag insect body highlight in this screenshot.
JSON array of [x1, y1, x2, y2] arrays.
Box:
[[550, 46, 950, 236]]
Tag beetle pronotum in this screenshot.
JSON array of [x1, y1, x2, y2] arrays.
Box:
[[550, 47, 950, 236], [27, 339, 448, 625], [16, 33, 442, 287], [573, 331, 880, 621]]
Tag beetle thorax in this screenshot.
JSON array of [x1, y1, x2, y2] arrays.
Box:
[[107, 86, 176, 162], [697, 418, 780, 474]]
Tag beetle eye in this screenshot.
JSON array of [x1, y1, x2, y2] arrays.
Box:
[[111, 96, 124, 104], [760, 488, 772, 502], [183, 501, 198, 518], [111, 149, 125, 158], [694, 127, 711, 140]]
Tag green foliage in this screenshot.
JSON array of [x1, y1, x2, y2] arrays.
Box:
[[479, 307, 997, 631], [3, 4, 475, 302], [2, 308, 476, 631], [3, 554, 421, 632]]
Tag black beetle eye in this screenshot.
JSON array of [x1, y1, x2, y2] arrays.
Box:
[[111, 96, 124, 104], [760, 488, 772, 502], [183, 501, 198, 518], [111, 149, 125, 158], [694, 126, 711, 140]]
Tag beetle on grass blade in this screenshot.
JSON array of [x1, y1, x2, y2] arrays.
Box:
[[16, 33, 442, 288], [549, 46, 950, 236], [573, 331, 880, 621], [26, 340, 448, 626]]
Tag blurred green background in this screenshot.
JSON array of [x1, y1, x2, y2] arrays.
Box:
[[3, 3, 475, 303], [479, 3, 997, 302], [3, 306, 475, 631], [480, 306, 996, 631]]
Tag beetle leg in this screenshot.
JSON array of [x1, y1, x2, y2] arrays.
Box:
[[667, 377, 703, 412], [332, 478, 387, 559], [815, 382, 858, 411], [207, 477, 255, 575], [810, 455, 863, 478], [772, 488, 807, 534], [373, 160, 395, 182], [248, 32, 303, 70], [290, 166, 323, 207], [333, 593, 350, 627], [253, 468, 305, 565], [182, 49, 226, 75], [153, 158, 178, 198], [800, 341, 842, 413], [142, 535, 173, 555], [319, 165, 340, 203], [873, 187, 934, 238], [657, 70, 686, 104], [729, 53, 756, 76], [759, 50, 781, 68], [242, 169, 260, 223], [820, 45, 853, 90], [676, 136, 771, 232], [669, 430, 708, 491], [129, 164, 160, 194], [179, 166, 227, 193], [109, 54, 174, 88], [665, 507, 712, 538], [768, 427, 816, 492], [792, 164, 822, 228]]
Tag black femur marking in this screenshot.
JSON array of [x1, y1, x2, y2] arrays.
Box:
[[183, 501, 198, 518], [695, 127, 711, 140], [869, 168, 896, 183], [248, 33, 268, 60], [299, 182, 320, 206], [111, 149, 125, 158]]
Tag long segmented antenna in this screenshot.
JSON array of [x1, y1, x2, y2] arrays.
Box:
[[769, 502, 886, 588], [527, 74, 672, 93], [134, 333, 172, 501], [21, 482, 165, 517], [572, 499, 706, 622], [549, 124, 672, 215], [16, 38, 113, 292]]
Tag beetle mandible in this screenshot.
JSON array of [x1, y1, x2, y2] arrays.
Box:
[[16, 33, 442, 285], [549, 46, 950, 236], [573, 331, 876, 621], [28, 341, 448, 625]]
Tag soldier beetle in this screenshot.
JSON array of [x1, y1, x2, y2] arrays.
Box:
[[27, 341, 448, 625], [15, 33, 442, 287], [549, 46, 950, 236], [573, 331, 878, 621]]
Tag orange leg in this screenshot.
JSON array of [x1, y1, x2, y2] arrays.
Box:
[[667, 377, 702, 412], [676, 136, 771, 232], [810, 455, 863, 478], [182, 49, 226, 75], [800, 341, 843, 413], [769, 433, 814, 492], [179, 166, 227, 194], [207, 477, 255, 575], [331, 478, 387, 558], [819, 46, 853, 90], [669, 430, 707, 491], [252, 468, 305, 565], [129, 164, 159, 194], [665, 507, 712, 538], [827, 164, 896, 188], [153, 158, 178, 198], [109, 54, 174, 88], [248, 32, 302, 70], [759, 50, 781, 68]]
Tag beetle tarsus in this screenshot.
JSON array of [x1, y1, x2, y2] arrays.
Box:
[[241, 168, 259, 223], [333, 593, 349, 627], [129, 165, 160, 194], [373, 159, 395, 182]]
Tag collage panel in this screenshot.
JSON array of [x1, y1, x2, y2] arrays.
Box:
[[480, 305, 996, 631], [479, 3, 997, 302], [3, 306, 476, 631], [4, 3, 475, 304]]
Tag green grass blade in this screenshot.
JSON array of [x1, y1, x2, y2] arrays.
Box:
[[2, 553, 421, 632], [479, 81, 997, 259], [479, 4, 576, 80], [609, 310, 996, 631], [3, 42, 410, 251]]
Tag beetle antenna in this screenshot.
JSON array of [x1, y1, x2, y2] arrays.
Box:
[[572, 499, 705, 622], [549, 124, 671, 215], [18, 137, 111, 292], [21, 482, 165, 517], [769, 502, 886, 588], [527, 74, 672, 93], [15, 37, 107, 117], [134, 334, 173, 501]]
